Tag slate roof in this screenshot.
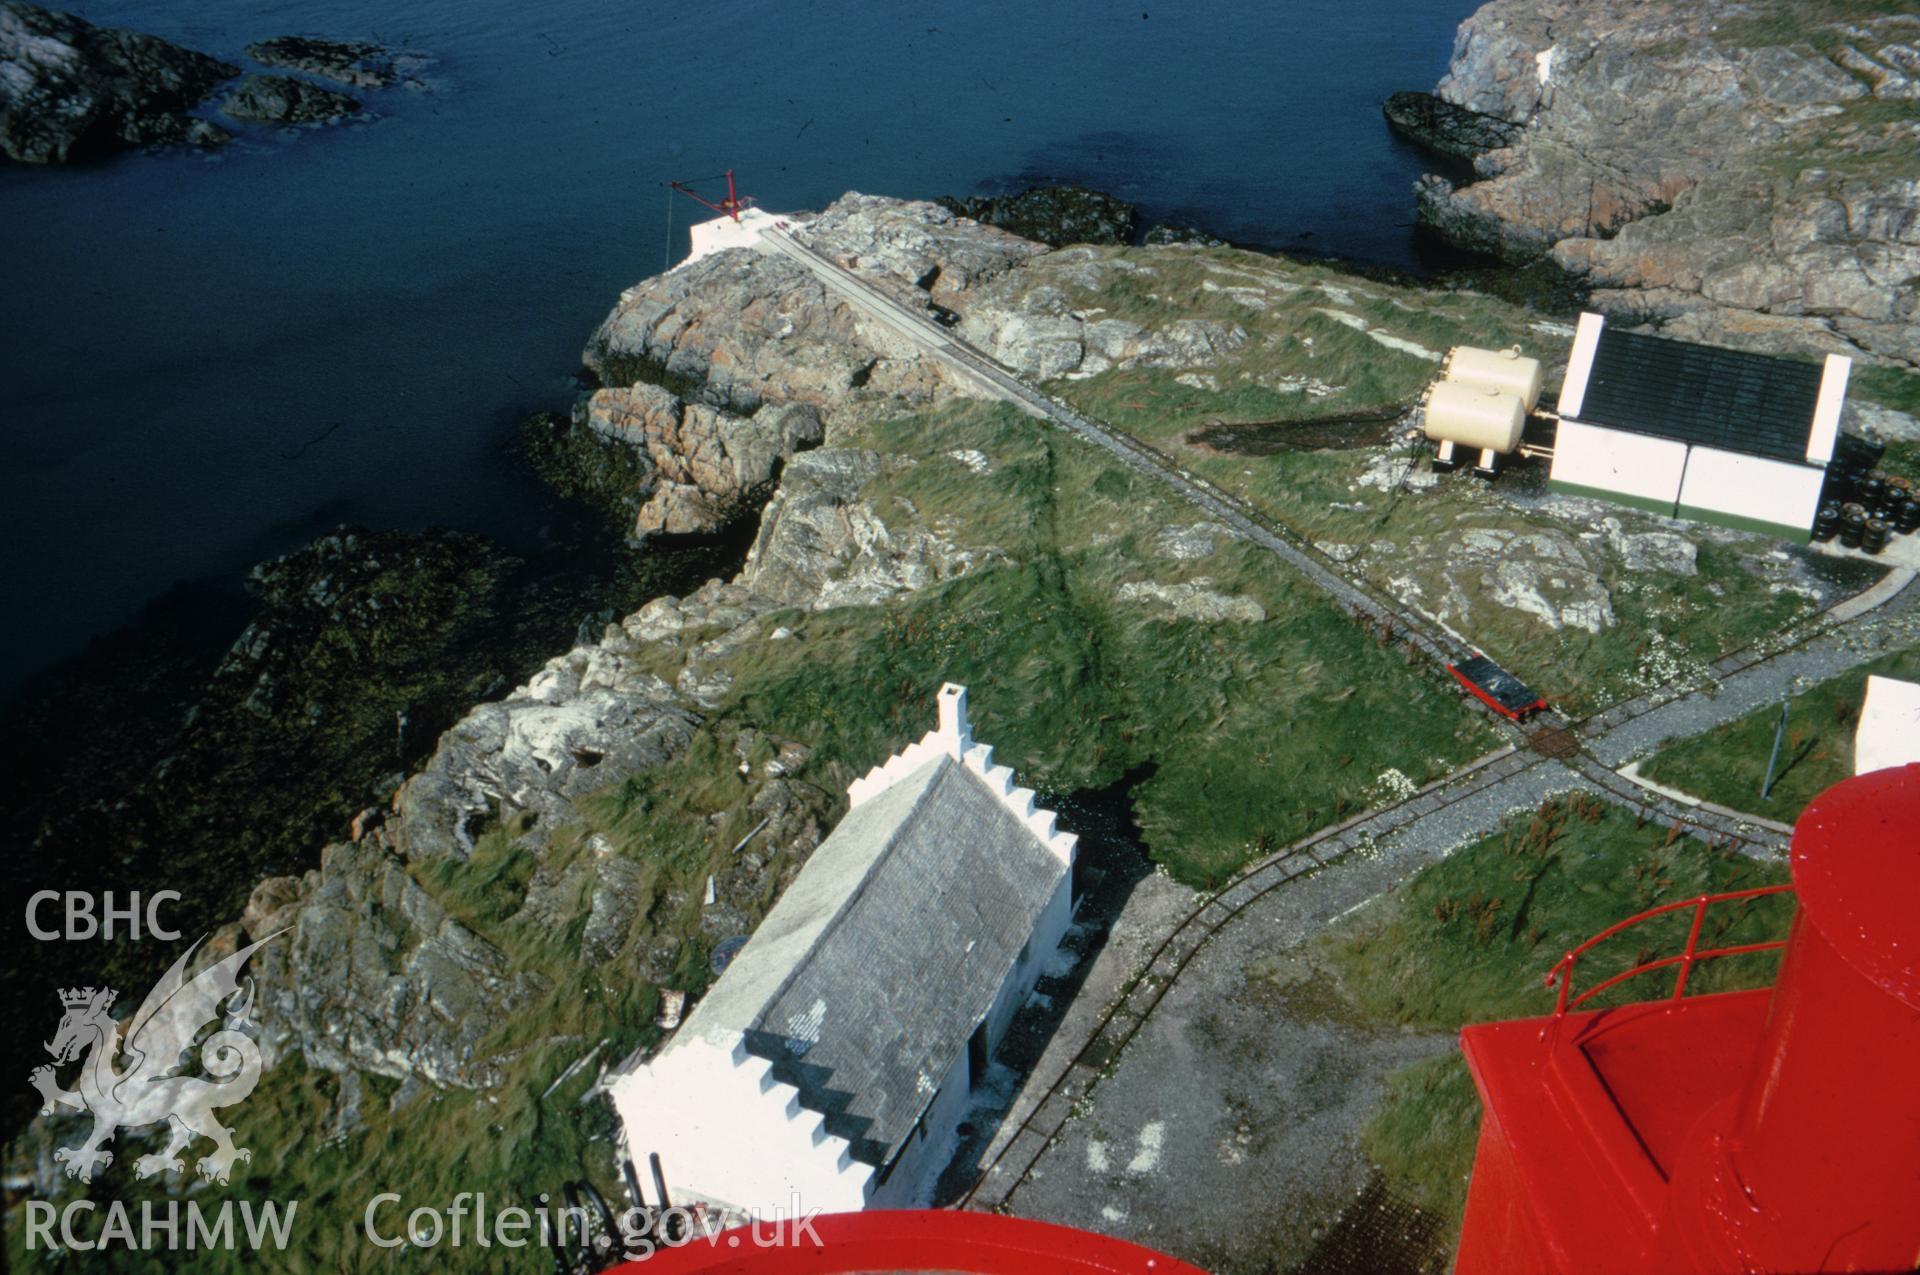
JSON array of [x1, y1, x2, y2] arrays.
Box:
[[1578, 327, 1823, 465], [672, 753, 1067, 1167]]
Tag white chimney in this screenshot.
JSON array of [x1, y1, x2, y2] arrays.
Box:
[[937, 683, 971, 758]]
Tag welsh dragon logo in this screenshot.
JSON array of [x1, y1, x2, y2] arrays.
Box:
[[29, 932, 281, 1185]]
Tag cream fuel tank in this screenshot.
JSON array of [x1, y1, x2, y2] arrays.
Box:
[[1442, 345, 1543, 408], [1421, 345, 1545, 475], [1423, 380, 1528, 454]]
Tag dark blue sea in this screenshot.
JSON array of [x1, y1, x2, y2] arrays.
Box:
[[0, 0, 1474, 690]]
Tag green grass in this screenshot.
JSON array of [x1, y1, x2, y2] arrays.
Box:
[[1853, 365, 1920, 416], [6, 385, 1504, 1269], [1012, 245, 1836, 715], [1640, 645, 1920, 819], [1360, 1054, 1482, 1229], [1313, 795, 1794, 1234], [715, 400, 1498, 886], [6, 723, 797, 1274], [1879, 439, 1920, 484], [1711, 0, 1917, 52]]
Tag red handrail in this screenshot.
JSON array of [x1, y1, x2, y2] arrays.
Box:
[[1542, 884, 1793, 1030]]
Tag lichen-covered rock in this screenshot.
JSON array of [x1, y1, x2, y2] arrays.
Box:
[[1602, 517, 1698, 576], [796, 192, 1048, 304], [391, 649, 699, 861], [953, 247, 1250, 379], [1401, 525, 1616, 634], [1405, 0, 1920, 366], [1116, 578, 1267, 623], [1845, 399, 1920, 444], [739, 448, 996, 609], [244, 838, 549, 1089], [220, 73, 359, 123], [577, 382, 824, 536], [1153, 522, 1234, 562], [586, 194, 1041, 421], [0, 2, 237, 163]]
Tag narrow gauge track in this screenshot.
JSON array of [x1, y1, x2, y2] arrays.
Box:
[[959, 745, 1546, 1210], [758, 225, 1899, 1209]]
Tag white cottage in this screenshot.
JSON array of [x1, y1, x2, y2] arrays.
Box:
[[608, 684, 1076, 1218], [1549, 312, 1851, 539]]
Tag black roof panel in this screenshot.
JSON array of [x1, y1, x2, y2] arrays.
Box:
[[1579, 328, 1822, 464]]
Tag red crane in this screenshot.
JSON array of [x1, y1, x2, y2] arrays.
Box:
[[669, 170, 752, 222]]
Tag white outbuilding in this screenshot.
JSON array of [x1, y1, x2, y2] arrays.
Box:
[[607, 684, 1076, 1220], [1549, 312, 1851, 539], [1855, 675, 1920, 776]]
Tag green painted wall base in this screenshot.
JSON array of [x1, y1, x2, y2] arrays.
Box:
[[1546, 480, 1677, 518], [1676, 504, 1813, 542], [1546, 481, 1813, 541]]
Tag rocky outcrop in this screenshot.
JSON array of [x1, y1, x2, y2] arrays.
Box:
[[1407, 0, 1920, 365], [244, 35, 428, 89], [739, 448, 997, 610], [1142, 223, 1228, 248], [953, 246, 1250, 379], [586, 195, 1041, 421], [1382, 90, 1522, 163], [0, 2, 235, 162], [243, 841, 551, 1089], [221, 72, 358, 123], [1116, 579, 1267, 623], [392, 653, 698, 862], [576, 383, 825, 536], [936, 183, 1139, 248]]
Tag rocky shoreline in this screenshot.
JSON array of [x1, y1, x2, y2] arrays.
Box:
[[0, 516, 751, 1139], [0, 2, 432, 163], [1388, 0, 1920, 368]]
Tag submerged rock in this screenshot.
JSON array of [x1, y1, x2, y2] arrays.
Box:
[[245, 35, 424, 89], [221, 72, 359, 123], [937, 184, 1139, 248], [1143, 222, 1228, 248], [0, 2, 237, 163]]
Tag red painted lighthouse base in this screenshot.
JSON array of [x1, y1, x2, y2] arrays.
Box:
[[1456, 991, 1772, 1272], [1455, 763, 1920, 1274]]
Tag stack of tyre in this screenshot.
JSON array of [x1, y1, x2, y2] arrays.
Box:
[[1814, 437, 1919, 554]]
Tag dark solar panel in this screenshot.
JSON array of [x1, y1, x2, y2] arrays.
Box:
[[1579, 328, 1822, 464]]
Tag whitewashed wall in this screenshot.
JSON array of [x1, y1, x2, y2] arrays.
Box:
[[1677, 446, 1824, 532], [610, 1034, 874, 1220], [1550, 420, 1689, 509]]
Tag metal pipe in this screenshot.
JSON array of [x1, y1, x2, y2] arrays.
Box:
[[1760, 695, 1790, 800]]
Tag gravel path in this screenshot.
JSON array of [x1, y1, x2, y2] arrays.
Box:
[[1002, 760, 1584, 1271], [1581, 572, 1920, 768]]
